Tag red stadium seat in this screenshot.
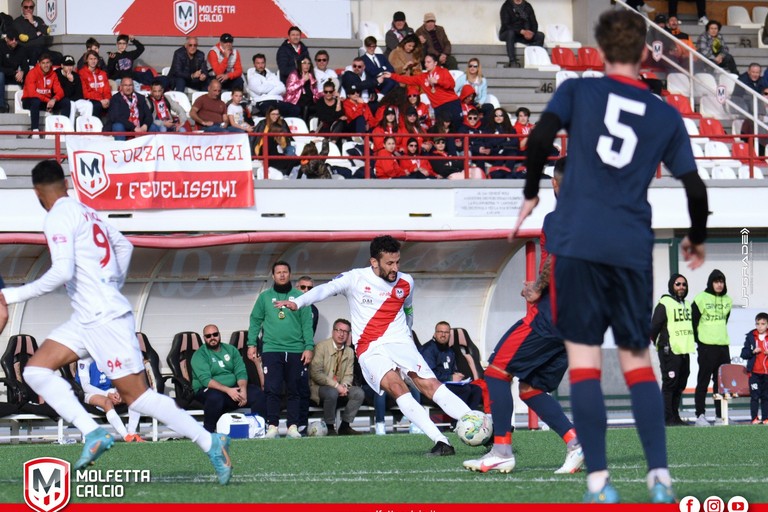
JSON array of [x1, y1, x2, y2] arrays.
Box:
[[666, 94, 702, 120], [699, 118, 729, 141], [731, 142, 754, 163], [577, 47, 604, 71], [550, 47, 582, 71]]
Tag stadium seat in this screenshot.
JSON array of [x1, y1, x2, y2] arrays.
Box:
[[165, 90, 192, 115], [136, 332, 165, 395], [577, 46, 604, 71], [449, 328, 484, 380], [357, 20, 383, 41], [699, 118, 727, 138], [753, 6, 768, 24], [697, 165, 710, 180], [550, 47, 580, 71], [727, 6, 761, 28], [228, 330, 262, 387], [683, 117, 709, 146], [486, 93, 501, 108], [220, 91, 232, 104], [718, 72, 739, 97], [523, 46, 560, 71], [759, 28, 768, 49], [14, 89, 29, 116], [738, 165, 765, 179], [705, 141, 741, 170], [75, 115, 104, 133], [693, 73, 717, 99], [0, 334, 57, 418], [165, 331, 204, 409], [699, 94, 730, 120], [449, 69, 464, 81], [545, 24, 581, 48], [715, 363, 750, 424], [666, 73, 691, 96], [555, 70, 579, 90], [284, 116, 313, 154], [731, 118, 744, 138], [581, 69, 604, 78], [44, 114, 73, 140], [710, 165, 737, 179], [161, 66, 171, 76], [191, 91, 206, 105], [666, 94, 702, 120]]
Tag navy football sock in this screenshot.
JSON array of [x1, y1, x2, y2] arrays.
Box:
[[486, 375, 513, 438], [521, 389, 574, 439], [570, 368, 607, 473], [626, 367, 668, 470]]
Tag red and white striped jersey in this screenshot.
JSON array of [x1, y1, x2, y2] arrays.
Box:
[[292, 266, 414, 356]]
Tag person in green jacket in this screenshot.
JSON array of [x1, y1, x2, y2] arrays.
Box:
[[692, 269, 732, 426], [650, 274, 694, 426], [246, 261, 314, 439], [191, 324, 265, 433]]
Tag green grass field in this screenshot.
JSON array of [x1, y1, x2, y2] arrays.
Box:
[[2, 426, 766, 504]]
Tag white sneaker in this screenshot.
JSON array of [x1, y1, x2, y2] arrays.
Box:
[[463, 451, 516, 473], [555, 444, 585, 474], [264, 425, 279, 439], [714, 417, 725, 426], [375, 422, 386, 436], [286, 424, 302, 439], [31, 129, 40, 139], [698, 16, 709, 25], [640, 3, 655, 13], [695, 414, 711, 427]]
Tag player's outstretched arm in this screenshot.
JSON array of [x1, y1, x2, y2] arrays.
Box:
[[680, 171, 709, 269]]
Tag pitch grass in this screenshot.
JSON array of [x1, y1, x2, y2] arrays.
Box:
[[1, 425, 767, 504]]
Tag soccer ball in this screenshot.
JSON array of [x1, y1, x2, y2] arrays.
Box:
[[307, 420, 328, 437], [456, 410, 492, 447]]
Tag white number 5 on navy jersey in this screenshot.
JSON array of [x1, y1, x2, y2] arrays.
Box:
[[596, 93, 646, 168]]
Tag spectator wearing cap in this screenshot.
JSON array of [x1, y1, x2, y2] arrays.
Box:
[[499, 0, 545, 67], [56, 54, 92, 124], [276, 26, 310, 84], [371, 105, 400, 152], [0, 27, 27, 113], [361, 36, 395, 95], [415, 13, 457, 70], [385, 11, 415, 58], [341, 83, 374, 133], [341, 56, 383, 114], [170, 36, 210, 92], [208, 33, 244, 91]]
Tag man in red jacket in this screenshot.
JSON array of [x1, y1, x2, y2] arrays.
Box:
[[22, 52, 69, 135], [207, 33, 243, 91]]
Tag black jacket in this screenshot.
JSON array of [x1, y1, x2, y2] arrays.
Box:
[[276, 40, 309, 83], [106, 92, 154, 132], [56, 69, 83, 101], [499, 0, 539, 39], [170, 46, 209, 82], [0, 39, 26, 79], [107, 39, 145, 80]]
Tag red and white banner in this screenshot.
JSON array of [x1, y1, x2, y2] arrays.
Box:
[[66, 134, 254, 210]]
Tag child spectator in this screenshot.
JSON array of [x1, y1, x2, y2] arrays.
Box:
[[341, 84, 374, 133], [76, 37, 106, 71], [226, 87, 252, 133], [401, 136, 436, 178], [371, 106, 400, 153], [741, 312, 768, 424]]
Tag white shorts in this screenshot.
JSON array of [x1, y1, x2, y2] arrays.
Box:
[[48, 312, 144, 380], [358, 338, 437, 395]]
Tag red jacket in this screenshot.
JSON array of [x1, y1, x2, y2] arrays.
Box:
[[342, 99, 375, 129], [371, 125, 399, 152], [375, 148, 406, 179], [23, 64, 64, 102], [390, 67, 458, 108], [208, 43, 243, 80], [400, 154, 436, 177], [78, 67, 111, 101]]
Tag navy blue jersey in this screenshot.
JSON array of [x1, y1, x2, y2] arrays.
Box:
[[530, 211, 559, 339], [544, 76, 696, 270]]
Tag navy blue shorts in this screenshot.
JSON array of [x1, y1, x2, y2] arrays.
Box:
[[488, 319, 567, 393], [552, 255, 652, 349]]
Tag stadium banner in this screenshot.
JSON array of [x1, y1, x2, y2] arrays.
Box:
[[66, 133, 254, 210], [64, 0, 352, 38]]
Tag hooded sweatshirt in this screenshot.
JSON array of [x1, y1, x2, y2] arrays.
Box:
[[692, 269, 732, 345], [650, 273, 694, 355]]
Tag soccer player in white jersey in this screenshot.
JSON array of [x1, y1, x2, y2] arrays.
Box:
[[275, 235, 472, 455], [0, 160, 232, 484]]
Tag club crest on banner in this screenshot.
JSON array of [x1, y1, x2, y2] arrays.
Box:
[[174, 0, 198, 34], [652, 40, 663, 62], [45, 0, 57, 22], [716, 85, 727, 104], [23, 457, 71, 512], [72, 151, 109, 199]]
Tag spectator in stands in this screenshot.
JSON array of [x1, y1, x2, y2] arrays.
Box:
[[667, 16, 695, 51], [22, 52, 68, 135], [385, 11, 415, 58], [14, 0, 59, 67], [513, 107, 534, 154], [421, 321, 483, 411], [696, 20, 737, 74], [315, 80, 346, 135], [246, 53, 298, 118], [297, 140, 332, 179], [207, 33, 243, 92], [429, 136, 461, 178], [76, 37, 105, 71], [401, 137, 437, 177], [499, 0, 545, 68], [225, 86, 252, 133], [669, 0, 708, 26], [189, 80, 240, 133], [454, 58, 493, 118], [383, 54, 462, 129], [341, 57, 382, 114], [401, 106, 431, 153], [253, 105, 297, 175], [105, 77, 157, 140], [246, 261, 314, 439], [388, 35, 422, 77], [415, 13, 457, 70], [429, 113, 458, 155], [650, 274, 694, 426], [692, 270, 732, 427], [458, 85, 481, 120], [170, 36, 209, 92], [56, 55, 91, 125], [372, 106, 400, 153], [361, 36, 395, 95], [284, 56, 322, 123], [406, 85, 432, 130], [78, 50, 111, 118], [480, 107, 521, 178], [146, 79, 187, 133], [76, 357, 144, 442], [313, 50, 339, 93], [740, 86, 768, 156], [0, 28, 27, 113], [107, 34, 157, 86], [342, 84, 374, 133], [191, 324, 266, 433], [741, 312, 768, 424], [735, 63, 767, 99], [276, 26, 310, 83], [310, 318, 365, 435], [457, 107, 485, 166], [376, 135, 423, 179]]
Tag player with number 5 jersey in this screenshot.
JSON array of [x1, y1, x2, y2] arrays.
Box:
[[0, 160, 233, 485], [511, 10, 709, 504]]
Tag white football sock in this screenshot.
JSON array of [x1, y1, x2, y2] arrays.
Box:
[[127, 409, 141, 435], [647, 468, 672, 489], [432, 384, 472, 419], [395, 393, 448, 444], [23, 366, 100, 435], [105, 409, 128, 438], [130, 389, 211, 452], [587, 470, 610, 493]]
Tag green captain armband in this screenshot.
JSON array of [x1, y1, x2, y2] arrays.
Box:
[[404, 306, 414, 315]]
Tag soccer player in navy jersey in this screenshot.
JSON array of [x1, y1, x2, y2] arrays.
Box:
[[512, 10, 708, 503]]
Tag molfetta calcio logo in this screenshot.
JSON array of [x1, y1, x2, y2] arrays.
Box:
[[23, 457, 71, 512], [174, 0, 198, 34], [45, 0, 57, 23], [72, 151, 109, 199]]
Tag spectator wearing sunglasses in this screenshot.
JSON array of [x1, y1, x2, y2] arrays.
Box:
[[454, 58, 494, 120], [14, 0, 60, 68], [169, 36, 209, 92], [341, 57, 383, 114], [313, 50, 339, 92], [191, 324, 266, 433]]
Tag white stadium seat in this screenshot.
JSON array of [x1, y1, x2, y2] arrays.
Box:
[[727, 6, 761, 28], [44, 115, 73, 139], [524, 46, 560, 71], [545, 24, 581, 48]]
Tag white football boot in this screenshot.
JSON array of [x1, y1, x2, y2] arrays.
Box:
[[555, 444, 585, 474], [463, 450, 516, 473]]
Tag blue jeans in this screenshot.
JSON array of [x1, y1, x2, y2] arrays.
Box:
[[194, 384, 266, 433], [111, 122, 161, 141], [22, 97, 71, 130]]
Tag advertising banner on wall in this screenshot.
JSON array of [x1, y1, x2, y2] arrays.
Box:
[[66, 133, 254, 210]]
